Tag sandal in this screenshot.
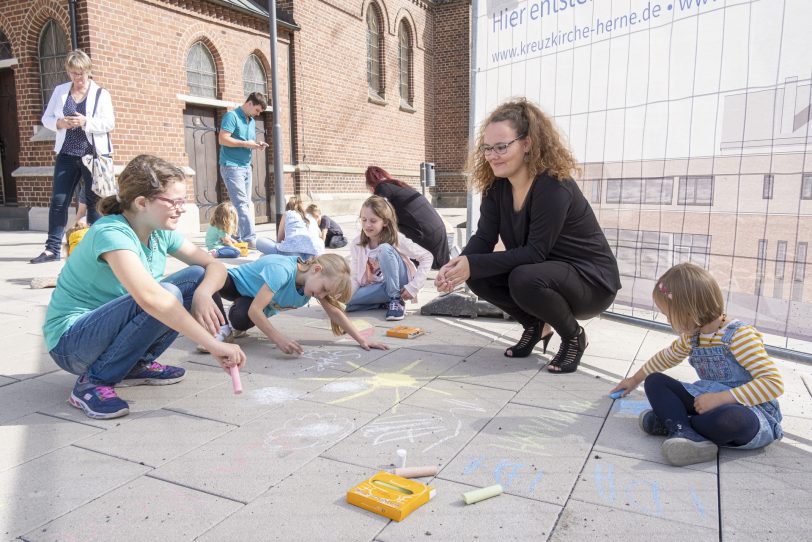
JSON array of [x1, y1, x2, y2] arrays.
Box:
[[504, 322, 554, 358], [547, 327, 587, 373]]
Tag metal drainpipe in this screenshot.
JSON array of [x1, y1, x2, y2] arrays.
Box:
[[68, 0, 79, 49]]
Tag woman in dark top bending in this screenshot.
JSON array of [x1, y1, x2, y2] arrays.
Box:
[[436, 99, 621, 373], [365, 166, 450, 269]]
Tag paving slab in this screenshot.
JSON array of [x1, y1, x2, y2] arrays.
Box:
[[550, 499, 718, 541], [593, 392, 717, 474], [0, 446, 149, 540], [0, 333, 55, 380], [510, 370, 617, 418], [370, 313, 496, 358], [21, 476, 243, 542], [0, 413, 102, 472], [149, 400, 376, 503], [441, 403, 603, 505], [580, 318, 648, 361], [0, 377, 68, 425], [164, 370, 345, 426], [438, 344, 542, 392], [196, 457, 388, 542], [322, 402, 494, 471], [571, 452, 718, 528], [304, 348, 465, 415], [375, 477, 561, 542], [400, 378, 515, 416], [72, 409, 235, 468], [0, 375, 16, 387]]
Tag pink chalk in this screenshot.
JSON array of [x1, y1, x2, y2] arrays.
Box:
[[229, 366, 242, 395], [393, 466, 439, 478]]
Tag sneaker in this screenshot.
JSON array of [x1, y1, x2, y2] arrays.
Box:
[[197, 324, 235, 353], [385, 296, 405, 321], [638, 409, 669, 436], [118, 361, 186, 387], [661, 420, 718, 466], [69, 376, 129, 419]]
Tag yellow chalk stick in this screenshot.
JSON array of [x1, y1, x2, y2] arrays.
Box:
[[461, 484, 503, 504]]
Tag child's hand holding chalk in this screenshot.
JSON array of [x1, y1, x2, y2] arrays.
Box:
[[609, 389, 624, 399]]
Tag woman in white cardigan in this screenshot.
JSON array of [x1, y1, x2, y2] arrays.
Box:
[[347, 196, 433, 321], [31, 49, 115, 264]]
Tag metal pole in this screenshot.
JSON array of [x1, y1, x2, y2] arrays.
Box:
[[465, 0, 480, 242], [268, 0, 285, 234], [68, 0, 79, 49]]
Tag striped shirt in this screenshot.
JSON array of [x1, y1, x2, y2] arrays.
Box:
[[640, 322, 784, 406]]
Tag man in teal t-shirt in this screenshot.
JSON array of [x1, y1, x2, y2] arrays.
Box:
[[218, 92, 268, 247]]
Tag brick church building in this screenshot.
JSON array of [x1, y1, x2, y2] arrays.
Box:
[[0, 0, 471, 232]]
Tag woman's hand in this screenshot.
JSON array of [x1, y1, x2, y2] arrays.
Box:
[[209, 342, 246, 370], [359, 340, 389, 351], [191, 290, 225, 335], [435, 256, 470, 293]]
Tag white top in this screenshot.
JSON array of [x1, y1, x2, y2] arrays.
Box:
[[42, 80, 115, 155]]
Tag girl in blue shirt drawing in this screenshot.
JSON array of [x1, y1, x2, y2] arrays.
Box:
[[44, 155, 246, 420], [214, 253, 388, 355]]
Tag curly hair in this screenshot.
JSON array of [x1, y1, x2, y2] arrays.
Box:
[[467, 98, 579, 194]]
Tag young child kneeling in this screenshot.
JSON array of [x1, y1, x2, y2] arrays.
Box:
[[611, 263, 783, 466], [348, 196, 433, 321], [210, 253, 388, 354]]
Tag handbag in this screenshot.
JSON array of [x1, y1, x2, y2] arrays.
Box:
[[82, 87, 117, 198]]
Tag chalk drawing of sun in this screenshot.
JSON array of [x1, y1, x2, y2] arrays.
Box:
[[306, 358, 466, 412]]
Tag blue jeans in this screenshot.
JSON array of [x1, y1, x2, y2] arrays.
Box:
[[220, 165, 256, 243], [256, 237, 313, 260], [347, 243, 409, 311], [48, 266, 205, 385], [45, 154, 100, 254], [213, 246, 241, 258]]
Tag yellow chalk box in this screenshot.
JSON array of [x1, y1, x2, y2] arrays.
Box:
[[385, 326, 425, 339], [233, 241, 249, 257], [346, 471, 435, 521]]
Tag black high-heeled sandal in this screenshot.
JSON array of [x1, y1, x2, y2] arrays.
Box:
[[547, 327, 587, 373], [504, 322, 553, 358]]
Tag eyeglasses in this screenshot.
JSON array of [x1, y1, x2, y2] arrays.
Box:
[[479, 135, 526, 156], [153, 196, 186, 210]]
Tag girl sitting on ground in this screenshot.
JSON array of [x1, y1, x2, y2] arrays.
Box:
[[611, 262, 783, 467], [206, 202, 241, 258], [256, 196, 324, 259], [347, 196, 433, 321]]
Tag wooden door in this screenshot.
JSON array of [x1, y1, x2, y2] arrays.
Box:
[[183, 106, 220, 227], [0, 69, 20, 204], [251, 115, 271, 223]]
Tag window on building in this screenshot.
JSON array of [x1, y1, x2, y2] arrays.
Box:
[[604, 228, 708, 279], [774, 240, 788, 298], [398, 20, 412, 106], [0, 30, 11, 60], [186, 42, 217, 98], [755, 239, 768, 296], [673, 233, 711, 269], [802, 174, 812, 200], [38, 20, 69, 108], [243, 54, 267, 99], [678, 176, 714, 205], [763, 174, 774, 199], [792, 242, 807, 302], [605, 178, 672, 204], [366, 4, 383, 98], [589, 179, 602, 203]]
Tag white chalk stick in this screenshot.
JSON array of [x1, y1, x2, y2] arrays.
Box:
[[394, 466, 439, 478]]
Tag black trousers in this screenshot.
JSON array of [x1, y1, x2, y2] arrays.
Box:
[[644, 372, 760, 447], [213, 275, 257, 332], [466, 260, 615, 338]]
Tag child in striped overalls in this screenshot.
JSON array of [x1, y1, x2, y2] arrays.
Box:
[[611, 262, 783, 467]]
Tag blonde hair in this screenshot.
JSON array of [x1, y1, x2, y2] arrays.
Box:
[[653, 263, 725, 334], [210, 202, 238, 235], [300, 253, 352, 335], [65, 49, 92, 74], [286, 196, 309, 225], [98, 155, 186, 215], [358, 195, 399, 248], [306, 203, 321, 216], [468, 97, 580, 194]]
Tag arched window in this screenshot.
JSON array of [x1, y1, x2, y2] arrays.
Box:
[[0, 30, 12, 60], [398, 20, 412, 106], [38, 20, 69, 107], [366, 5, 383, 97], [243, 54, 267, 98], [186, 42, 217, 98]]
